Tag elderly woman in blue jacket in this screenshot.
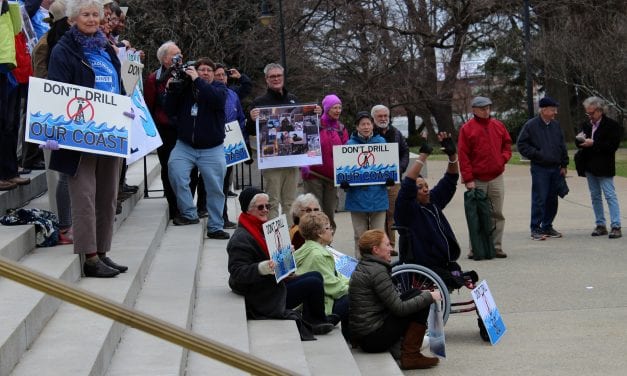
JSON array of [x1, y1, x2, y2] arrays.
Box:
[[47, 0, 127, 278], [342, 111, 389, 254]]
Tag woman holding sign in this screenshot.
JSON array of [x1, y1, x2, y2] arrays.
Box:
[[349, 230, 441, 370], [342, 112, 389, 254], [226, 187, 337, 339], [47, 0, 127, 278]]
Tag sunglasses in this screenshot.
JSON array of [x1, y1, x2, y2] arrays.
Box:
[[256, 204, 272, 211], [301, 207, 320, 213]]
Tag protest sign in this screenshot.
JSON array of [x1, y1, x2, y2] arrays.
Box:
[[263, 214, 296, 283], [26, 77, 131, 158], [471, 280, 507, 345], [224, 120, 250, 167], [121, 59, 143, 96], [326, 245, 358, 278], [332, 143, 399, 186], [256, 104, 322, 169], [126, 85, 162, 165]]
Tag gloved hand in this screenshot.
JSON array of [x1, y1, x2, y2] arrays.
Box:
[[123, 108, 135, 119], [440, 137, 457, 156], [419, 143, 433, 155], [39, 140, 59, 150], [340, 181, 350, 191], [385, 178, 395, 187], [300, 166, 311, 179]]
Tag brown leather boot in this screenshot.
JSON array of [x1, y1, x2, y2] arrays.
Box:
[[400, 322, 439, 369]]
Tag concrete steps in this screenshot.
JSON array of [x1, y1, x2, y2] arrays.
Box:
[[0, 170, 47, 216]]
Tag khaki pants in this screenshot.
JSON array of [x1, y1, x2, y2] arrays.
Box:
[[263, 167, 299, 226], [68, 154, 121, 255], [351, 211, 386, 255], [474, 174, 505, 250]]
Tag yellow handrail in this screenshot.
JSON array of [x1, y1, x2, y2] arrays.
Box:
[[0, 256, 298, 376]]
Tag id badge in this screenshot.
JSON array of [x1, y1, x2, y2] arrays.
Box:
[[191, 103, 198, 117]]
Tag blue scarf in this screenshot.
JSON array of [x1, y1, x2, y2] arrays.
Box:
[[69, 26, 109, 50]]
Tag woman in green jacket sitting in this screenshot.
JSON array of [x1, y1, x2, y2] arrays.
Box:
[[294, 211, 349, 339]]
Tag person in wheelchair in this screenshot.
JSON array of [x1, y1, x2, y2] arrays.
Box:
[[394, 132, 478, 291]]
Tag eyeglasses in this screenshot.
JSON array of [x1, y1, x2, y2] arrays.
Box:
[[267, 74, 283, 80], [256, 204, 272, 211], [197, 67, 213, 73], [585, 110, 598, 117], [300, 207, 320, 213]]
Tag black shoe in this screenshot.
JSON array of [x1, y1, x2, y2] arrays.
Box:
[[99, 255, 128, 273], [312, 322, 334, 335], [542, 227, 562, 238], [326, 314, 341, 326], [609, 227, 622, 239], [223, 220, 237, 229], [116, 201, 122, 214], [123, 183, 139, 193], [227, 190, 238, 197], [197, 209, 208, 218], [173, 216, 200, 225], [207, 230, 230, 239], [84, 259, 120, 278], [117, 191, 134, 201], [591, 225, 608, 236], [26, 160, 46, 170]]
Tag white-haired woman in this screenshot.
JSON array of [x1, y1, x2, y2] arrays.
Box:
[[289, 193, 321, 249], [47, 0, 127, 277]]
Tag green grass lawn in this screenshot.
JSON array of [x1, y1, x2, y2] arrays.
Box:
[[409, 144, 627, 178]]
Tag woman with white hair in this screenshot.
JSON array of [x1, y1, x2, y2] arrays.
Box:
[[289, 193, 321, 249], [47, 0, 127, 277]]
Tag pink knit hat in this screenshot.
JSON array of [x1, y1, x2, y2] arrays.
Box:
[[322, 94, 342, 114]]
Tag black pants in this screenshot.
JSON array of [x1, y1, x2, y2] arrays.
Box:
[[358, 308, 429, 353], [156, 126, 178, 218], [0, 75, 19, 180], [285, 271, 327, 324], [222, 166, 233, 220]]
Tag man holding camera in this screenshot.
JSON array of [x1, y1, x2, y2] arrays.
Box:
[[145, 41, 183, 219], [165, 57, 230, 239]]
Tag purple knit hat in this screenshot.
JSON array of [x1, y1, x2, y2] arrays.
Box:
[[322, 94, 342, 114]]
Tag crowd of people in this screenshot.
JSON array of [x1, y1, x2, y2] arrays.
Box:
[[1, 0, 623, 370]]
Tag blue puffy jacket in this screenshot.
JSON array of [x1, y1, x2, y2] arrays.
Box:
[[344, 132, 389, 212]]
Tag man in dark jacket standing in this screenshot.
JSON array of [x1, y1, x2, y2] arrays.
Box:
[[575, 96, 622, 239], [373, 104, 409, 255], [165, 58, 230, 239], [517, 97, 569, 241], [458, 96, 512, 258]]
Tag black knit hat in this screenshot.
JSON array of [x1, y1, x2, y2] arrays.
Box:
[[239, 187, 265, 212], [354, 111, 373, 125]]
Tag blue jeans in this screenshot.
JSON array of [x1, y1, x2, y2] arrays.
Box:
[[168, 141, 226, 232], [586, 173, 621, 228], [530, 164, 561, 231]]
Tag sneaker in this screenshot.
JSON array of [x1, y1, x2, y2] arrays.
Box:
[[173, 215, 200, 225], [495, 248, 507, 258], [609, 227, 622, 239], [542, 227, 562, 238], [207, 230, 230, 239], [531, 231, 546, 241], [591, 225, 608, 236], [223, 220, 237, 229]]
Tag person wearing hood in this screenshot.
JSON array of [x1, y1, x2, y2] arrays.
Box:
[[457, 96, 512, 259], [343, 112, 389, 254], [301, 94, 349, 229]]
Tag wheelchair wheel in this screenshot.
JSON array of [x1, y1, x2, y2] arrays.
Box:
[[391, 264, 451, 324]]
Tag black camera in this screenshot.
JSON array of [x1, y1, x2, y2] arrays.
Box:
[[168, 54, 196, 93]]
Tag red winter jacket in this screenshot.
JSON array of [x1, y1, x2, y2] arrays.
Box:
[[457, 116, 512, 183]]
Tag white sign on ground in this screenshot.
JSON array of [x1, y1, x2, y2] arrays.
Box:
[[471, 280, 507, 345]]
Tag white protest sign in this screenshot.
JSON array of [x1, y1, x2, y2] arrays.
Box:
[[263, 214, 296, 283], [224, 120, 250, 167], [332, 143, 400, 186], [26, 77, 131, 158], [121, 60, 143, 96], [256, 104, 322, 169], [471, 280, 507, 345], [126, 84, 163, 165]]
